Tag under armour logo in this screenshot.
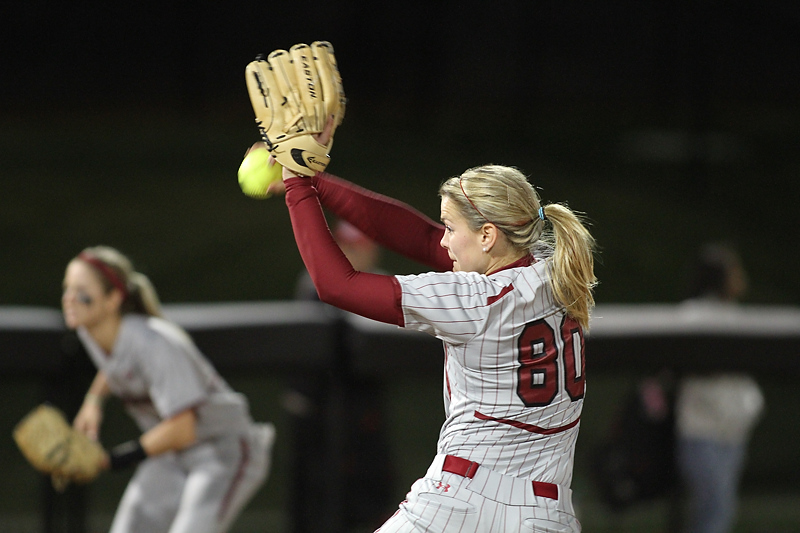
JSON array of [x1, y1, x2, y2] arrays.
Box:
[[434, 482, 451, 492]]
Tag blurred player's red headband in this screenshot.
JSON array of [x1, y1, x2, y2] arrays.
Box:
[[78, 252, 129, 298]]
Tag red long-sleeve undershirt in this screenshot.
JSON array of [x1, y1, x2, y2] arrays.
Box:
[[310, 173, 452, 270], [284, 174, 450, 326]]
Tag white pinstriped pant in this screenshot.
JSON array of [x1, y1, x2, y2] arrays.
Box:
[[375, 454, 581, 533]]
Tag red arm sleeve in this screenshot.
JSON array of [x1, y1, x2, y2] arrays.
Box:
[[284, 177, 405, 326], [311, 173, 453, 271]]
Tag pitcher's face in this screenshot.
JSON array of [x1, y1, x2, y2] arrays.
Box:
[[440, 196, 487, 273]]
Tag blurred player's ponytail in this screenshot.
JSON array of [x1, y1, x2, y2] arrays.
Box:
[[77, 246, 163, 317], [126, 271, 162, 317], [441, 165, 597, 330]]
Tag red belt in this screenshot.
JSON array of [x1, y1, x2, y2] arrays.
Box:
[[441, 455, 559, 501]]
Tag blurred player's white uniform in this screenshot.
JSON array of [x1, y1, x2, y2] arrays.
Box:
[[78, 315, 275, 533]]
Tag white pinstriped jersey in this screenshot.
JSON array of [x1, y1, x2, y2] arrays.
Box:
[[78, 314, 252, 440], [396, 256, 586, 487]]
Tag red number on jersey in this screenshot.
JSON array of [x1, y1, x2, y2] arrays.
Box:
[[516, 316, 585, 407], [561, 317, 586, 401]]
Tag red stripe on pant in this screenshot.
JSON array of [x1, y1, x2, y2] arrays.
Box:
[[218, 437, 250, 521], [441, 455, 558, 500]]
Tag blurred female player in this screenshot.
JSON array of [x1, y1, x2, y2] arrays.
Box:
[[62, 246, 275, 533], [264, 122, 597, 532]]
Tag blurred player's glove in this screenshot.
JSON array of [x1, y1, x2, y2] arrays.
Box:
[[245, 41, 346, 176], [13, 404, 106, 491]]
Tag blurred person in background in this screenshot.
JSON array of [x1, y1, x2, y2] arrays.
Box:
[[63, 245, 275, 533], [286, 220, 397, 532], [675, 243, 765, 533]]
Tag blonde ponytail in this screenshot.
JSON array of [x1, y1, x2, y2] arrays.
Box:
[[540, 204, 597, 330], [440, 165, 597, 330]]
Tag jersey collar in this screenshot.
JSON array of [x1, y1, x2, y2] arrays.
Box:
[[487, 253, 535, 275]]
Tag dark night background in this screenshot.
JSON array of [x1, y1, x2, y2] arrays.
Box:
[[2, 1, 799, 307], [2, 2, 800, 531]]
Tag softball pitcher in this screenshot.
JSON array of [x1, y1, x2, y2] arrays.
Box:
[[63, 246, 275, 533], [277, 160, 597, 532]]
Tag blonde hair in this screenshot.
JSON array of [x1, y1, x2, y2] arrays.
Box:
[[439, 165, 597, 329], [76, 246, 163, 317]]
